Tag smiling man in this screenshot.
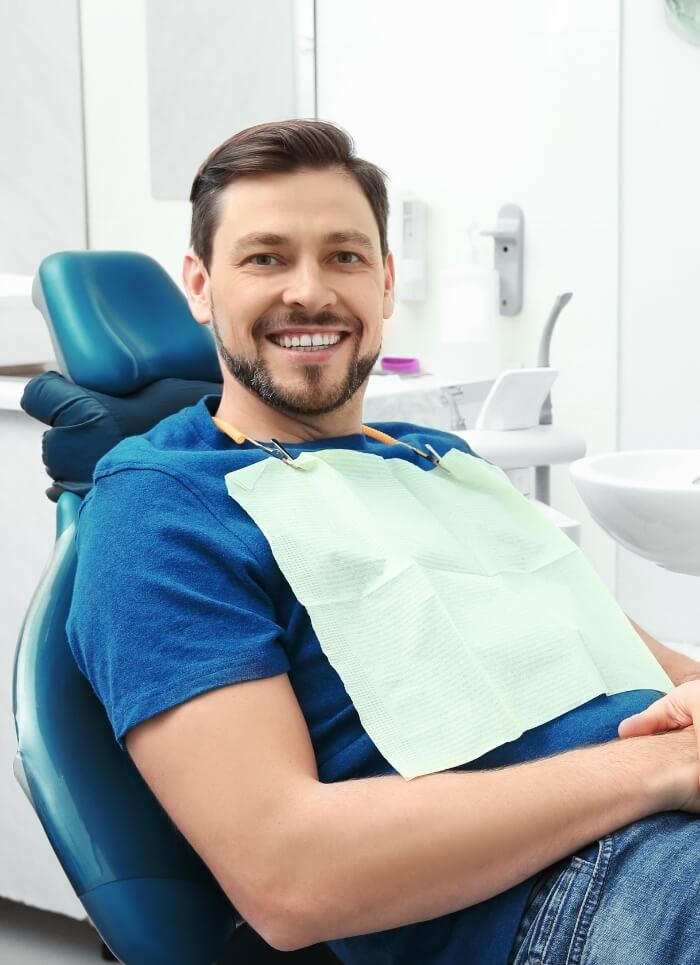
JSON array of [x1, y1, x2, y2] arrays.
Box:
[[68, 120, 700, 965], [183, 162, 393, 439]]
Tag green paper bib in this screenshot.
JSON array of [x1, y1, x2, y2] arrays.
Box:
[[225, 447, 671, 779]]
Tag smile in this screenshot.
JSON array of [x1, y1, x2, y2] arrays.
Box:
[[267, 331, 349, 352]]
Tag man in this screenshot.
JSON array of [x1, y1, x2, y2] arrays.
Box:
[[68, 119, 700, 964]]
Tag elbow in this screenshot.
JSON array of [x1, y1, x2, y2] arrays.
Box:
[[217, 793, 332, 951], [263, 862, 346, 950], [219, 855, 322, 953], [249, 884, 321, 953]]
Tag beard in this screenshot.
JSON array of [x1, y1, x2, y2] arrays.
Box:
[[210, 306, 381, 417]]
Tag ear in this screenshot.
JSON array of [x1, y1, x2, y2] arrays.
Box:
[[382, 251, 396, 320], [183, 250, 212, 325]]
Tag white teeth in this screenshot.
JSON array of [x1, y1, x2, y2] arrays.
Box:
[[271, 332, 343, 350]]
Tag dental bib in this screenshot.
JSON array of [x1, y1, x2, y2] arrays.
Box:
[[225, 447, 671, 779]]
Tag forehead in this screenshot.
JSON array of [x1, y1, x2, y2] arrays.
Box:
[[213, 167, 380, 252]]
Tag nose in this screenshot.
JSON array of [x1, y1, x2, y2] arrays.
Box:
[[281, 258, 337, 315]]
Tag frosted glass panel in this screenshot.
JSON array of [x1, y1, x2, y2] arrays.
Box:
[[0, 0, 86, 274], [146, 0, 314, 200]]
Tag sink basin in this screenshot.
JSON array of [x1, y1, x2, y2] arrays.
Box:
[[569, 450, 700, 576]]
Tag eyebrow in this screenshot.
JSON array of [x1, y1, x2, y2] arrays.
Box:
[[231, 229, 376, 257]]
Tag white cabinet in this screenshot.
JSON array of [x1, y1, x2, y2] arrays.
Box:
[[0, 381, 84, 919]]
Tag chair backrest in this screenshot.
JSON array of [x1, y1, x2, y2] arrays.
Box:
[[13, 251, 240, 964]]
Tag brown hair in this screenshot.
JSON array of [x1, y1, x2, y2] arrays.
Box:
[[189, 118, 390, 270]]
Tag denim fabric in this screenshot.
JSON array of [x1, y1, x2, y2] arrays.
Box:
[[507, 811, 700, 964]]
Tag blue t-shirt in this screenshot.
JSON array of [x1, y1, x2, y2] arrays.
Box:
[[67, 395, 664, 965]]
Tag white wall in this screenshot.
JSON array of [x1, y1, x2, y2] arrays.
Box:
[[146, 0, 297, 200], [0, 0, 85, 275], [80, 0, 313, 285], [616, 1, 700, 644], [80, 0, 192, 284], [317, 0, 622, 588]]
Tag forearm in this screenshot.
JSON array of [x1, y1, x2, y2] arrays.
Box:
[[629, 616, 700, 686], [290, 734, 674, 948]]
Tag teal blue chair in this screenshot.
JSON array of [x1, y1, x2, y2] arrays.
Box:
[[12, 252, 338, 965]]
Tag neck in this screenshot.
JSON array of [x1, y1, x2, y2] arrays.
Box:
[[213, 378, 367, 443]]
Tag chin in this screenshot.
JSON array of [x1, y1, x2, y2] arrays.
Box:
[[276, 381, 358, 416]]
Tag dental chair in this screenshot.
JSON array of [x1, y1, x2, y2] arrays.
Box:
[[12, 251, 340, 965]]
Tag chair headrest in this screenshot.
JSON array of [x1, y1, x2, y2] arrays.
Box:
[[33, 251, 221, 396], [22, 371, 222, 502]]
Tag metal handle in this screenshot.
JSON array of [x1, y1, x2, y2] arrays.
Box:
[[481, 218, 521, 242], [480, 204, 524, 316]]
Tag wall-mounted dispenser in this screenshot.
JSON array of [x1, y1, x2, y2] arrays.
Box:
[[398, 196, 427, 301], [481, 204, 524, 316]]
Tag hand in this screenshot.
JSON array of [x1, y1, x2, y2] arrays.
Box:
[[619, 681, 700, 787], [654, 727, 700, 814]]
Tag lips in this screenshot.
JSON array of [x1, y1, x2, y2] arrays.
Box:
[[261, 314, 355, 339]]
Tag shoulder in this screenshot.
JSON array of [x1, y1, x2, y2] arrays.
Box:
[[87, 398, 265, 534], [93, 398, 210, 478], [79, 457, 268, 578]]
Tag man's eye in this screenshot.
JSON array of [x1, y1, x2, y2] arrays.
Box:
[[248, 254, 281, 266], [334, 251, 361, 264]]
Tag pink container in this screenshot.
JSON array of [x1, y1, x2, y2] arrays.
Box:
[[380, 356, 421, 374]]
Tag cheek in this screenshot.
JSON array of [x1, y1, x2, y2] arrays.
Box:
[[232, 287, 268, 320], [344, 284, 383, 326], [215, 286, 273, 336], [360, 300, 385, 343]]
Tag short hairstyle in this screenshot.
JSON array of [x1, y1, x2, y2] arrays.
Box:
[[189, 119, 390, 270]]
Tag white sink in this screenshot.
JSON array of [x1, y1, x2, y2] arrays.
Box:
[[570, 450, 700, 576]]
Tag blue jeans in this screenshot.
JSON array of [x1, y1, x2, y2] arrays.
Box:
[[506, 811, 700, 964]]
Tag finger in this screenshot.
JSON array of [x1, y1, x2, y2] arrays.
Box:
[[618, 696, 684, 738]]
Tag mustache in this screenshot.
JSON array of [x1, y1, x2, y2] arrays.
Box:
[[255, 309, 359, 338]]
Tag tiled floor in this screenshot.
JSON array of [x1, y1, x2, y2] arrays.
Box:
[[0, 897, 104, 964]]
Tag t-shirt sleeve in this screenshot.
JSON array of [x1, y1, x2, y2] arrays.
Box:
[[66, 467, 290, 749]]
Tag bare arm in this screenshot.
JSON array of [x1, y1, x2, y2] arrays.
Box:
[[296, 731, 691, 948], [628, 615, 700, 685], [126, 673, 696, 952]]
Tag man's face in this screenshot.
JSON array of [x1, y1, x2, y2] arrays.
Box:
[[197, 167, 394, 417]]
